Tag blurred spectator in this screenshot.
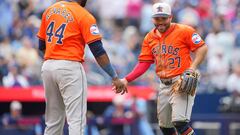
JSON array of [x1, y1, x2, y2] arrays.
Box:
[[0, 37, 14, 62], [125, 95, 154, 135], [2, 63, 29, 88], [207, 48, 229, 92], [0, 56, 8, 85], [15, 36, 39, 67], [233, 20, 240, 48], [205, 17, 235, 63], [122, 26, 140, 74], [103, 95, 133, 135], [216, 0, 237, 21], [139, 0, 154, 35], [177, 3, 200, 27], [105, 28, 134, 77], [126, 0, 143, 27], [122, 25, 141, 59], [219, 62, 240, 112], [216, 31, 235, 63], [205, 20, 222, 59], [85, 111, 100, 135], [0, 0, 13, 36], [15, 36, 41, 85], [227, 62, 240, 95], [196, 0, 212, 21], [1, 101, 22, 128], [34, 115, 45, 135]]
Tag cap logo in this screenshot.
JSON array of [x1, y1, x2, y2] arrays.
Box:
[[157, 6, 163, 12]]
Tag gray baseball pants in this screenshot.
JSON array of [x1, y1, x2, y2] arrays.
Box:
[[41, 60, 87, 135]]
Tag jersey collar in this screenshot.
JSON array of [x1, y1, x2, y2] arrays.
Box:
[[153, 23, 176, 39]]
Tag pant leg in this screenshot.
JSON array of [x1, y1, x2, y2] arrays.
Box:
[[41, 65, 65, 135], [157, 83, 174, 128], [169, 92, 195, 122], [56, 61, 87, 135]]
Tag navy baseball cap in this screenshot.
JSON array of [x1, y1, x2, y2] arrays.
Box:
[[152, 2, 171, 18]]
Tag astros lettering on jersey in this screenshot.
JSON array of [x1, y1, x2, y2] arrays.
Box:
[[37, 1, 101, 62], [139, 23, 205, 78]]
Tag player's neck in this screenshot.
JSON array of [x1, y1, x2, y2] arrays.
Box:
[[156, 30, 162, 37]]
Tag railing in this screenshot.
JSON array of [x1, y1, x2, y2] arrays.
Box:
[[191, 113, 240, 135], [0, 86, 155, 102]]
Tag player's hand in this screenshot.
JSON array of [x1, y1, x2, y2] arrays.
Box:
[[112, 78, 128, 95], [120, 78, 128, 86]]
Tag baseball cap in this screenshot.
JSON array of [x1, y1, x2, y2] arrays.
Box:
[[152, 2, 171, 18]]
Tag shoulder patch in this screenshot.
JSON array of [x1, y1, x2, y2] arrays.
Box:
[[90, 24, 100, 35], [191, 33, 201, 44]]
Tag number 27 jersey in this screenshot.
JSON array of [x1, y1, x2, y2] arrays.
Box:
[[37, 1, 101, 62], [139, 23, 205, 78]]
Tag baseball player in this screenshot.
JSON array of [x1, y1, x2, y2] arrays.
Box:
[[37, 0, 126, 135], [117, 2, 208, 135]]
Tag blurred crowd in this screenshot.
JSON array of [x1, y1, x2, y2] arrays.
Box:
[[0, 0, 240, 134], [0, 96, 155, 135], [0, 0, 240, 96]]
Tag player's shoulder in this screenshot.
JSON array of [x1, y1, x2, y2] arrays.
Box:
[[67, 3, 96, 22], [46, 1, 95, 20], [44, 2, 60, 11], [41, 2, 61, 17], [144, 28, 156, 40], [80, 8, 96, 22]]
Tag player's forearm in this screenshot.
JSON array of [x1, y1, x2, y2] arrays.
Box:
[[89, 40, 118, 79], [125, 62, 152, 82], [95, 54, 118, 79], [38, 50, 45, 59], [190, 45, 208, 70]]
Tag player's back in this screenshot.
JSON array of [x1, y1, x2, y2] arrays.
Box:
[[38, 1, 101, 62]]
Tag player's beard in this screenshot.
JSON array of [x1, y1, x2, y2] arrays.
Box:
[[155, 23, 170, 33]]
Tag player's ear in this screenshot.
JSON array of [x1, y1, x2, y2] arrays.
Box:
[[169, 15, 173, 21], [151, 18, 155, 24]]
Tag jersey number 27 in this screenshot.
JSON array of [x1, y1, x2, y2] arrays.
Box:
[[46, 21, 66, 45]]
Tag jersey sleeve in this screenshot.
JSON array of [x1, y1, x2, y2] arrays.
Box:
[[138, 34, 154, 62], [80, 14, 102, 44], [37, 11, 47, 40], [185, 26, 205, 51]]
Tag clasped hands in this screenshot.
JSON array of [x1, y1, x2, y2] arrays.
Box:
[[112, 78, 128, 95]]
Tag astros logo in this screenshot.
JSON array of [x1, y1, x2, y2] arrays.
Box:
[[192, 33, 201, 44], [157, 6, 163, 12]]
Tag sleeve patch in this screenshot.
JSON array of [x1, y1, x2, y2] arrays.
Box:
[[191, 33, 202, 44], [90, 24, 100, 35]]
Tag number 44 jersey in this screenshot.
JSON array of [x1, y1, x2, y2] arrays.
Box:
[[37, 1, 102, 62], [138, 23, 205, 78]]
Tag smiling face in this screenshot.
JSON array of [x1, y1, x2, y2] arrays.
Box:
[[152, 15, 172, 33]]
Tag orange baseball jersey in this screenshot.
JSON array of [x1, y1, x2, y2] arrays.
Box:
[[139, 23, 205, 78], [37, 1, 102, 62]]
